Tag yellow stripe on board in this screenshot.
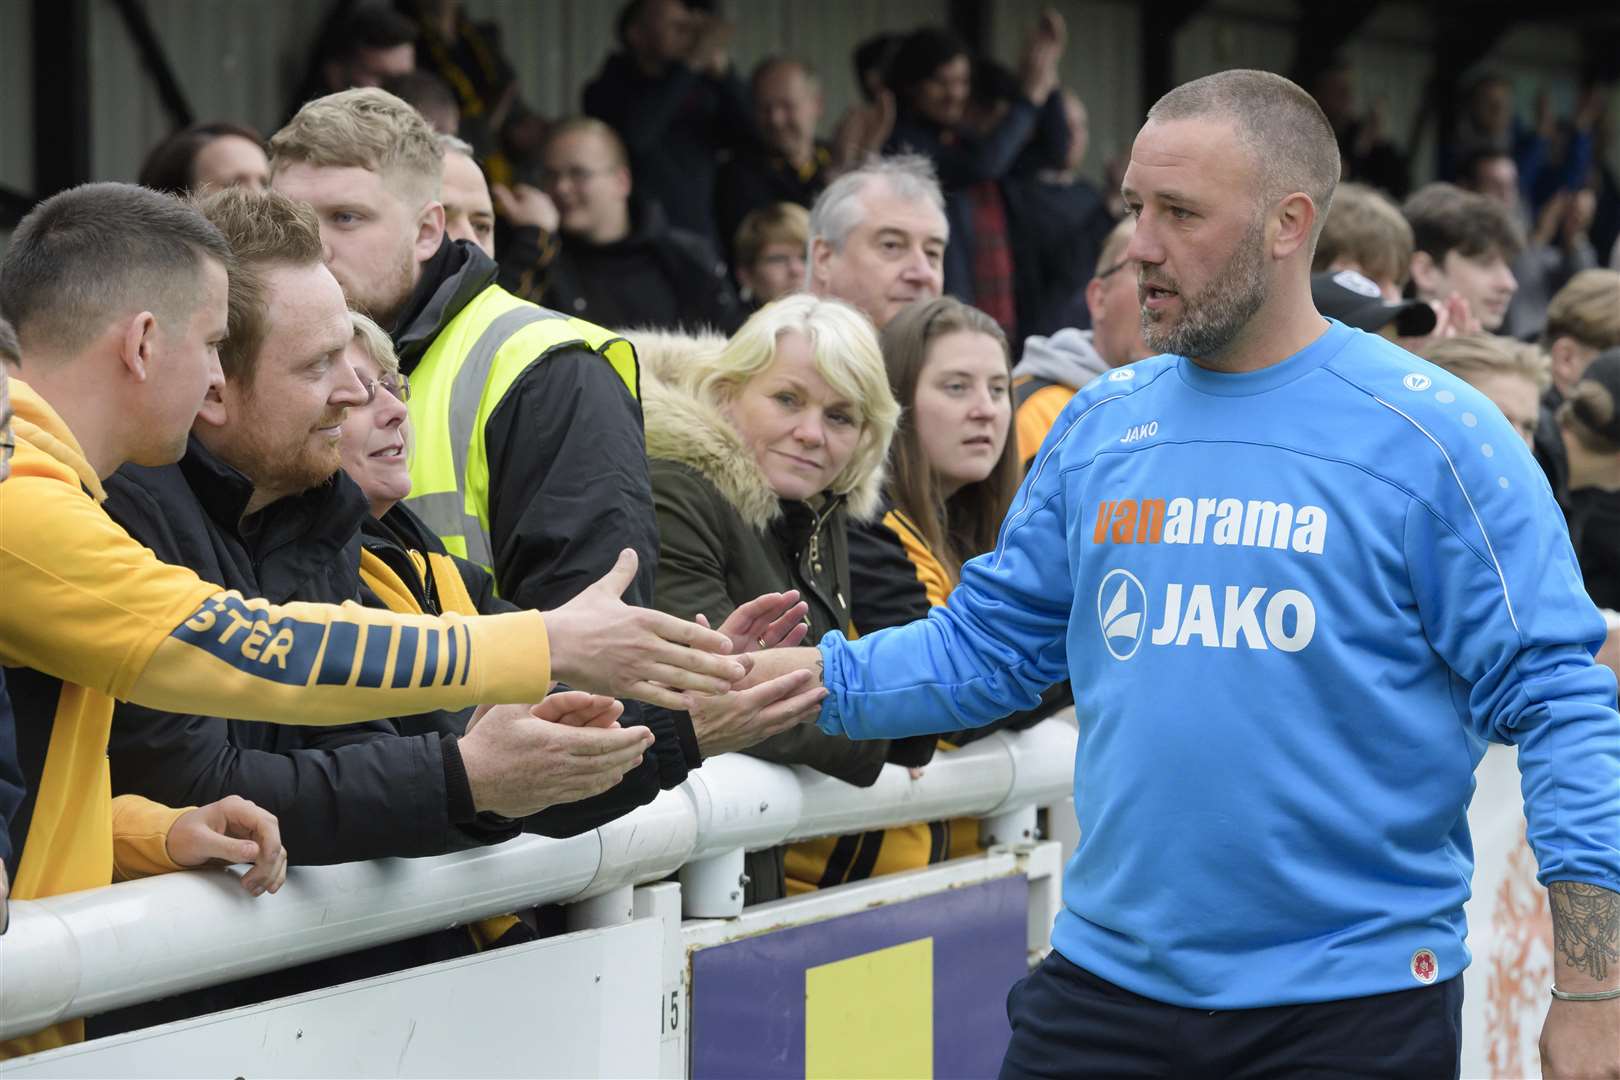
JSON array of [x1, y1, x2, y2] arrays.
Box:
[[805, 937, 933, 1079]]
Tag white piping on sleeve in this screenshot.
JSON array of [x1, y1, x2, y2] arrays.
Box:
[[1374, 396, 1520, 635]]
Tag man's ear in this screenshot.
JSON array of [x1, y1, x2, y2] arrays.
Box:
[[1271, 193, 1315, 261], [1549, 335, 1575, 374], [415, 201, 446, 264], [1548, 335, 1595, 395], [1409, 251, 1443, 298], [808, 237, 833, 291], [1084, 276, 1107, 326], [118, 312, 159, 382]]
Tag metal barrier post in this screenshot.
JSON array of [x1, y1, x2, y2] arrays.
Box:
[[565, 884, 636, 930], [981, 804, 1038, 847], [678, 848, 748, 918]]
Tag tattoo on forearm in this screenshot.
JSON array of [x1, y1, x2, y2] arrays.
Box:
[[1549, 881, 1620, 984]]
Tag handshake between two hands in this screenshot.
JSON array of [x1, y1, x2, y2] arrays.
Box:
[[463, 554, 828, 819]]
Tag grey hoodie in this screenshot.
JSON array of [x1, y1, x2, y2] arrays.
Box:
[[1011, 327, 1109, 391]]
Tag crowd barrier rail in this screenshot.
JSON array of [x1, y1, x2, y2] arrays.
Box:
[[0, 716, 1080, 1045]]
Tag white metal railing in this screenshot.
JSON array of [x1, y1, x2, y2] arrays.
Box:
[[0, 716, 1078, 1042]]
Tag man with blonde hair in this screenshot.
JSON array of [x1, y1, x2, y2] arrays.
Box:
[[89, 189, 678, 1032], [271, 90, 802, 823], [270, 90, 646, 607]]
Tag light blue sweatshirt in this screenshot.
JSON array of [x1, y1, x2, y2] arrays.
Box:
[[818, 319, 1620, 1008]]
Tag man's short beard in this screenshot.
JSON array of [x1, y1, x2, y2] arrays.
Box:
[[349, 242, 419, 332], [224, 392, 345, 506], [1142, 214, 1269, 361]]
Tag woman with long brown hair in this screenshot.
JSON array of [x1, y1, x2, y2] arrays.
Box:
[[793, 296, 1028, 890], [874, 297, 1023, 593]]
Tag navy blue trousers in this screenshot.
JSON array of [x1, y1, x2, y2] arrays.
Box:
[[999, 950, 1463, 1079]]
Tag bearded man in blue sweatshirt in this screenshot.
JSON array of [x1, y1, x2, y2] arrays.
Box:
[[738, 69, 1620, 1079]]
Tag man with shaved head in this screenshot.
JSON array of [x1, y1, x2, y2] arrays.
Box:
[[739, 69, 1620, 1078]]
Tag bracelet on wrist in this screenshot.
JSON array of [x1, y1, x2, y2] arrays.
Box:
[[1550, 983, 1620, 1002]]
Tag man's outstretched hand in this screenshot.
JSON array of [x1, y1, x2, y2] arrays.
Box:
[[543, 550, 750, 710], [460, 699, 654, 818], [684, 666, 828, 756]]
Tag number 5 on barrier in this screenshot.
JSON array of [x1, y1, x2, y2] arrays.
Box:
[[660, 989, 680, 1034]]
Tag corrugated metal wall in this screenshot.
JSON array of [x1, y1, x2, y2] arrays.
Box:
[[453, 0, 949, 134], [0, 1, 1607, 217], [988, 0, 1142, 183], [71, 0, 953, 186], [86, 0, 333, 182], [0, 2, 34, 200]]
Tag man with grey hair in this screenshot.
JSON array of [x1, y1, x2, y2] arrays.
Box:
[[806, 154, 948, 328], [740, 69, 1620, 1078]]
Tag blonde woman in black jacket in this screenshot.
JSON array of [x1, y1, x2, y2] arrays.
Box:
[[636, 294, 903, 901]]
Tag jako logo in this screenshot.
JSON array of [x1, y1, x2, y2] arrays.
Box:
[[1120, 421, 1159, 444], [1098, 569, 1148, 660], [1097, 573, 1317, 658]]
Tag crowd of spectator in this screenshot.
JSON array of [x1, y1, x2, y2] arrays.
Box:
[[1, 0, 1619, 1057]]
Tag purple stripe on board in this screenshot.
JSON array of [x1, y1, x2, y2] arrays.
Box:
[[690, 874, 1029, 1079]]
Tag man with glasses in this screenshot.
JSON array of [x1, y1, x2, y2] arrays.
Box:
[[1011, 215, 1150, 467], [536, 116, 741, 333]]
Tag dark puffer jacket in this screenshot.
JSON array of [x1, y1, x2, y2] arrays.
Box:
[[635, 329, 920, 901]]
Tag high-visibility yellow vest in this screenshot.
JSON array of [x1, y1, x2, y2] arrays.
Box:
[[404, 283, 639, 572]]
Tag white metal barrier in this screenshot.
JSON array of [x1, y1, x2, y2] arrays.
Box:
[[0, 716, 1080, 1044]]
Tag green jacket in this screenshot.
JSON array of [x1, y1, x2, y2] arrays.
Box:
[[638, 330, 892, 901]]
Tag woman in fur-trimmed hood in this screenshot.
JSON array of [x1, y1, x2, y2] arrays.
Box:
[[633, 293, 902, 902]]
